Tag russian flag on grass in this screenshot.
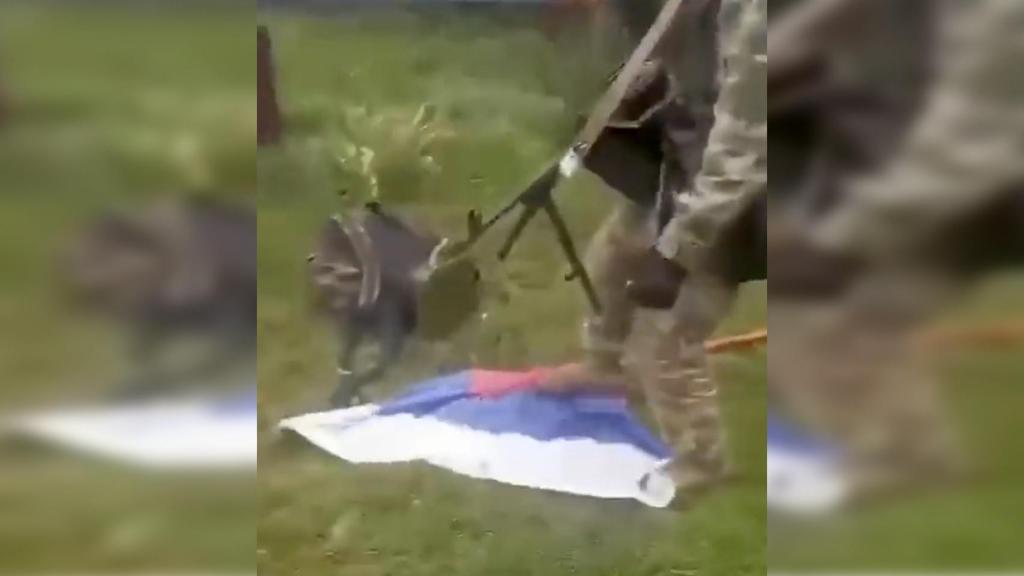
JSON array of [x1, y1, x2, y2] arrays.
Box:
[[280, 369, 678, 507], [281, 369, 850, 512], [4, 389, 257, 470]]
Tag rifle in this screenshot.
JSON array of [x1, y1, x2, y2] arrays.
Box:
[[429, 0, 692, 315]]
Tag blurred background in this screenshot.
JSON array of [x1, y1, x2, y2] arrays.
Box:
[[767, 0, 1024, 572], [0, 1, 254, 573]]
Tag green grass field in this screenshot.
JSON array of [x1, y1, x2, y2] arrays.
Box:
[[257, 10, 766, 576]]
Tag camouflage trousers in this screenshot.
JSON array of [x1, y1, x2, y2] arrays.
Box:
[[580, 0, 766, 487], [583, 202, 736, 485], [769, 271, 964, 491]]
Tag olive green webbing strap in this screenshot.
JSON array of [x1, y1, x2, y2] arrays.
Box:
[[572, 0, 690, 155]]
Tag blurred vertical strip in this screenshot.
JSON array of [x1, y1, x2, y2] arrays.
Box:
[[768, 0, 1024, 572], [0, 1, 255, 573]]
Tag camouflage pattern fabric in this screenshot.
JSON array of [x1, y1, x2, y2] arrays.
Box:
[[656, 0, 767, 272], [583, 0, 766, 489], [813, 0, 1024, 260], [643, 0, 765, 487], [769, 0, 1024, 494], [769, 274, 965, 493]]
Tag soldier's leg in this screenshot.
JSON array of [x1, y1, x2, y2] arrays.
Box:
[[770, 274, 963, 498], [848, 338, 963, 494], [643, 272, 737, 489], [841, 274, 965, 491], [635, 0, 761, 492], [581, 201, 652, 379]]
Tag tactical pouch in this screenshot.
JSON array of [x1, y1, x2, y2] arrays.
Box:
[[583, 62, 674, 209]]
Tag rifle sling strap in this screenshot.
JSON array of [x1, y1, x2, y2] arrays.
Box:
[[571, 0, 693, 163]]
